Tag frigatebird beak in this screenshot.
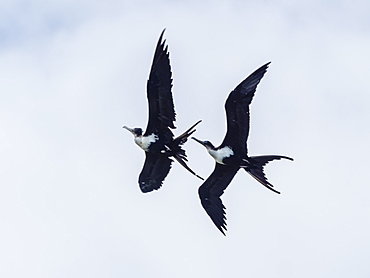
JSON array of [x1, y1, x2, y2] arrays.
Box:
[[191, 137, 206, 146], [122, 126, 134, 135]]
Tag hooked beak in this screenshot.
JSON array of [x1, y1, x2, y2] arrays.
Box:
[[122, 126, 134, 135], [191, 137, 206, 147]]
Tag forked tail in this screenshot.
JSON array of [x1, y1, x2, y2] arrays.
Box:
[[173, 120, 202, 146], [168, 120, 203, 180], [241, 155, 293, 194], [173, 153, 203, 180]]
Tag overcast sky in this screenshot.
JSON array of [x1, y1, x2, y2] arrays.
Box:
[[1, 0, 370, 277]]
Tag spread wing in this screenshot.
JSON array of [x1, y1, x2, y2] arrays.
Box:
[[198, 163, 240, 235], [221, 62, 270, 155], [145, 29, 175, 142], [138, 152, 173, 193]]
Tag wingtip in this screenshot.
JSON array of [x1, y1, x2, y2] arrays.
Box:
[[156, 29, 167, 50], [160, 28, 166, 38], [217, 225, 227, 236], [263, 61, 272, 71]]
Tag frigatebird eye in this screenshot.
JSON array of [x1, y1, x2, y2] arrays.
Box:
[[202, 141, 213, 148], [133, 128, 143, 136]]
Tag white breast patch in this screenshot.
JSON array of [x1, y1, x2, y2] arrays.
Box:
[[134, 133, 158, 151], [208, 146, 234, 164]]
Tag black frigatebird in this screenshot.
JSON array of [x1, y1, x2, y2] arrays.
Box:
[[192, 62, 293, 235], [123, 30, 202, 193]]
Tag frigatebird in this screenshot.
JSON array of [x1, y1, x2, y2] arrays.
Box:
[[192, 62, 293, 235], [123, 30, 202, 193]]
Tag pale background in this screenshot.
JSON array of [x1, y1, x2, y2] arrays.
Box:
[[1, 0, 370, 277]]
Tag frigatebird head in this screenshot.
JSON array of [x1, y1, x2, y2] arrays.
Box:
[[122, 126, 143, 137], [191, 137, 215, 150]]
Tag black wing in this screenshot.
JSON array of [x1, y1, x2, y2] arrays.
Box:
[[198, 163, 240, 235], [145, 29, 176, 141], [138, 152, 173, 193], [220, 62, 270, 155]]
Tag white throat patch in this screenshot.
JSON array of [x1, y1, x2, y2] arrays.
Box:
[[134, 133, 158, 151], [208, 146, 234, 164]]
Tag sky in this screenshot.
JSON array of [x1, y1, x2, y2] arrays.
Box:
[[1, 0, 370, 277]]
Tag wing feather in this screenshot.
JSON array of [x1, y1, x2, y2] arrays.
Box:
[[198, 163, 239, 235], [221, 62, 270, 154], [145, 29, 175, 138], [138, 152, 173, 193]]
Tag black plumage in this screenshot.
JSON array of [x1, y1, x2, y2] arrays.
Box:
[[192, 62, 293, 235], [123, 30, 202, 193]]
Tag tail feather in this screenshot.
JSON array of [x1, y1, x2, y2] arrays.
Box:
[[168, 120, 203, 180], [173, 120, 202, 146], [173, 154, 204, 180], [242, 155, 293, 194]]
